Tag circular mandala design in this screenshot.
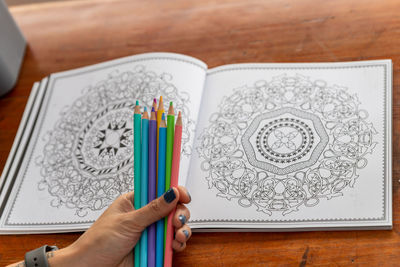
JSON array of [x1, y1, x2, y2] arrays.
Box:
[[197, 74, 377, 216], [36, 66, 193, 216], [256, 118, 314, 163]]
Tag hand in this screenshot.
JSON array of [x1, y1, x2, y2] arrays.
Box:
[[46, 186, 191, 267]]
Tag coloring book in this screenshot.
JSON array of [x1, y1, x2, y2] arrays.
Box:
[[0, 53, 392, 233]]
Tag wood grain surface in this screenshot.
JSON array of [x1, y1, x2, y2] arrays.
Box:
[[1, 0, 400, 266]]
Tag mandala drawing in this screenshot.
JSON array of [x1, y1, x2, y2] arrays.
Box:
[[197, 74, 377, 216], [35, 66, 193, 217]]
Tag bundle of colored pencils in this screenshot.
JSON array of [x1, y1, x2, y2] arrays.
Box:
[[134, 96, 183, 267]]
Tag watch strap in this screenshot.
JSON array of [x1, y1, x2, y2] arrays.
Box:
[[25, 245, 58, 267]]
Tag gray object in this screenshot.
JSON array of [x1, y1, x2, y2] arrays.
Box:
[[0, 0, 26, 96], [24, 245, 58, 267]]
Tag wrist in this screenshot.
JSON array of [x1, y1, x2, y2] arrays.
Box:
[[47, 245, 86, 267]]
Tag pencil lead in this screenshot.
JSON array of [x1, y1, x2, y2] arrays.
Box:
[[136, 100, 139, 105], [144, 106, 147, 111], [162, 113, 165, 120], [152, 107, 155, 112], [153, 98, 157, 103], [170, 101, 173, 106]]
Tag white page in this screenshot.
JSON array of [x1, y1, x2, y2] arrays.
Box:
[[0, 53, 207, 233], [187, 60, 392, 230]]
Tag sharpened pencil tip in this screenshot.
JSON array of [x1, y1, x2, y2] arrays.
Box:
[[144, 106, 147, 111], [136, 100, 139, 105], [162, 113, 165, 120], [153, 98, 157, 103], [170, 101, 173, 106], [151, 107, 155, 112]]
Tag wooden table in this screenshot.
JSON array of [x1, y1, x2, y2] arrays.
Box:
[[1, 0, 399, 265]]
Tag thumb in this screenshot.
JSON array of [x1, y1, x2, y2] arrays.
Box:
[[130, 187, 179, 229]]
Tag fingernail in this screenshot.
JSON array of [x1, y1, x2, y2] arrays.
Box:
[[164, 188, 176, 203], [187, 190, 191, 202], [183, 230, 189, 239], [178, 214, 186, 226], [180, 242, 184, 247]]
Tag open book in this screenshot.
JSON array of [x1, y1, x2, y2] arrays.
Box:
[[0, 53, 392, 233]]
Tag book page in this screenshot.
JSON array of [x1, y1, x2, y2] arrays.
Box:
[[187, 60, 391, 230], [0, 52, 207, 233]]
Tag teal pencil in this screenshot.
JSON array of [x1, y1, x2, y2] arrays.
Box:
[[164, 102, 175, 244], [140, 108, 149, 267], [134, 101, 141, 267], [156, 114, 167, 267]]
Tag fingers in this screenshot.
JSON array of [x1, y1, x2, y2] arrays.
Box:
[[172, 239, 186, 252], [125, 191, 134, 204], [174, 224, 191, 243], [173, 204, 190, 228], [176, 186, 191, 204], [172, 199, 191, 252], [128, 187, 179, 229]]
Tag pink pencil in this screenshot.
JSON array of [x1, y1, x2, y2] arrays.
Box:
[[164, 111, 183, 267]]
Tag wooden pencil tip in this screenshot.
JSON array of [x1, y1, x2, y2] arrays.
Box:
[[177, 111, 182, 125]]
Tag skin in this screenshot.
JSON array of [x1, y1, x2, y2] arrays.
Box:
[[8, 186, 191, 267]]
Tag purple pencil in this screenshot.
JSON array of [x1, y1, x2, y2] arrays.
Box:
[[147, 107, 157, 267]]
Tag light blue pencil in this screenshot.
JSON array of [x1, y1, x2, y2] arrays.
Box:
[[156, 114, 166, 267], [140, 108, 149, 267]]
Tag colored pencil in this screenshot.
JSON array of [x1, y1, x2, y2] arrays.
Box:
[[164, 111, 183, 267], [140, 108, 149, 267], [156, 96, 164, 176], [152, 98, 158, 116], [155, 114, 166, 267], [164, 102, 175, 243], [133, 101, 141, 267], [147, 108, 157, 267]]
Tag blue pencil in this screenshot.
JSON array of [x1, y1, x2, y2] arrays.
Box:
[[156, 113, 167, 267], [140, 108, 149, 267]]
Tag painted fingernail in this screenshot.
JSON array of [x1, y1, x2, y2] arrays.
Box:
[[187, 190, 191, 202], [183, 230, 189, 239], [178, 214, 187, 225], [164, 188, 176, 203]]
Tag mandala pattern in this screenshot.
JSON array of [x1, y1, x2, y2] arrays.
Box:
[[36, 66, 193, 216], [197, 74, 377, 216]]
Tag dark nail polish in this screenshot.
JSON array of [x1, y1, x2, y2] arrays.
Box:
[[187, 190, 191, 202], [183, 230, 189, 239], [178, 214, 186, 226], [164, 188, 176, 203]]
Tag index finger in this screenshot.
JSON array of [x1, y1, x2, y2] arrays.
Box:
[[177, 186, 191, 204]]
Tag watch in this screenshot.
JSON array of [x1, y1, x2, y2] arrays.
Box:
[[25, 245, 59, 267]]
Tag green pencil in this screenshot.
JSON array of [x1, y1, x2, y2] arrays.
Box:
[[164, 102, 175, 244], [133, 100, 141, 267]]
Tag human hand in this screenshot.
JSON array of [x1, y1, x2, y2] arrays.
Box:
[[47, 186, 191, 267]]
